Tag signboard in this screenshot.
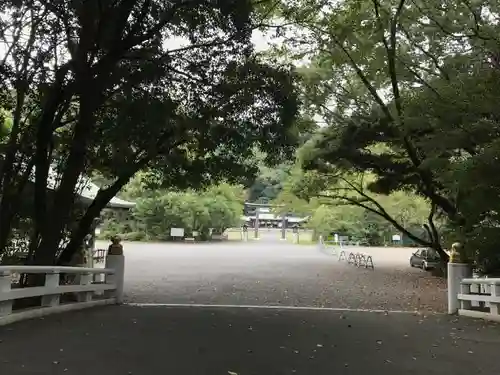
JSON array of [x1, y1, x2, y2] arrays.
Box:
[[338, 235, 349, 242], [170, 228, 185, 237], [392, 234, 401, 241], [192, 231, 199, 237]]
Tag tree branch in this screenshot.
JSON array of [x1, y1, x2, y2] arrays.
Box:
[[318, 191, 433, 247]]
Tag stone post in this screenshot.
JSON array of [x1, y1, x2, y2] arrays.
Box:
[[0, 271, 13, 317], [447, 242, 472, 314], [105, 255, 125, 304], [281, 215, 286, 240], [254, 210, 259, 239]]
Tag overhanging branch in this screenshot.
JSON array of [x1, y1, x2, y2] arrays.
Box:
[[316, 185, 433, 248]]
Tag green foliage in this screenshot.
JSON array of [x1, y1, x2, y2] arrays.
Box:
[[247, 163, 292, 203], [0, 0, 300, 264], [275, 166, 431, 245], [99, 183, 244, 241], [0, 108, 11, 141], [265, 0, 500, 265]]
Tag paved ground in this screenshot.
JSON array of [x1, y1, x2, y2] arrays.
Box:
[[98, 233, 446, 312], [1, 233, 497, 374], [1, 305, 500, 374]]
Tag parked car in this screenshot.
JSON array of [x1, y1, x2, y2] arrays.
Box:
[[410, 248, 442, 270]]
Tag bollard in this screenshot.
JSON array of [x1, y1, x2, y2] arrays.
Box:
[[447, 242, 472, 314], [105, 255, 125, 304], [318, 235, 324, 250], [447, 262, 472, 314]]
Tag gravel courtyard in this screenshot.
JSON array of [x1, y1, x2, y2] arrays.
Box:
[[97, 233, 447, 313]]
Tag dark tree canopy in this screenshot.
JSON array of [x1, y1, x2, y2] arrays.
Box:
[[0, 0, 300, 265]]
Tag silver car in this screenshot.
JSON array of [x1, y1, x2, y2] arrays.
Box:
[[410, 248, 441, 270]]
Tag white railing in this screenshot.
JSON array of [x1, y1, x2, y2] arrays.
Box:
[[0, 255, 124, 326], [457, 278, 500, 322]]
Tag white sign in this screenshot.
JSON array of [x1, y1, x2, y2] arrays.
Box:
[[339, 236, 349, 242], [192, 231, 199, 237], [334, 233, 339, 242], [392, 234, 401, 241], [170, 228, 185, 237]]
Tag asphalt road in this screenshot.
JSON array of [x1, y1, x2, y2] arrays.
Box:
[[1, 305, 499, 375], [96, 233, 447, 312], [1, 234, 496, 374]]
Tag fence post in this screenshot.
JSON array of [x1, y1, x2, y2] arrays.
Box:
[[105, 255, 125, 304], [447, 262, 472, 314], [41, 270, 60, 307], [490, 283, 500, 315], [0, 271, 12, 317], [77, 272, 93, 303]]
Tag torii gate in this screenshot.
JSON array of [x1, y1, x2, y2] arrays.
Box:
[[244, 202, 287, 240]]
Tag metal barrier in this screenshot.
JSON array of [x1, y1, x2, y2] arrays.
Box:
[[341, 251, 374, 270], [318, 236, 374, 269], [347, 252, 356, 265], [92, 249, 107, 263]]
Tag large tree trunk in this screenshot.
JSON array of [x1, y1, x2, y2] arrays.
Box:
[[57, 173, 135, 264], [0, 158, 36, 253], [34, 102, 95, 264], [32, 67, 72, 265]]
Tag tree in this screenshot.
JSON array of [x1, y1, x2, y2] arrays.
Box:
[[246, 117, 318, 203], [266, 0, 500, 261], [0, 1, 300, 265], [247, 162, 292, 203], [277, 163, 432, 246], [102, 183, 245, 241]]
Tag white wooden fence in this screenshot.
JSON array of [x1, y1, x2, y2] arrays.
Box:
[[457, 277, 500, 322], [0, 255, 124, 326]]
